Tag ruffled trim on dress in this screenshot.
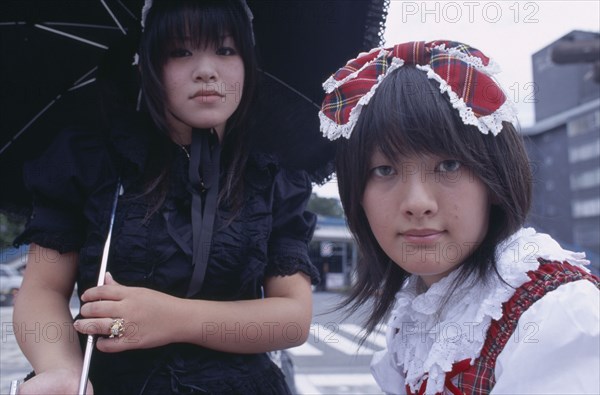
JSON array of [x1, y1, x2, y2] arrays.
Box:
[[265, 255, 321, 285], [13, 228, 84, 254], [373, 227, 590, 394]]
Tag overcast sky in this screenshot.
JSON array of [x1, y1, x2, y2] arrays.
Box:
[[314, 0, 600, 198]]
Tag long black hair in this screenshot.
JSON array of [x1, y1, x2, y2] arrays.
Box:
[[335, 66, 532, 338], [138, 0, 258, 212]]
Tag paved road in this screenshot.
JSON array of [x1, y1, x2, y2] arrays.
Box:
[[0, 292, 384, 394], [293, 292, 384, 394], [290, 292, 385, 394]]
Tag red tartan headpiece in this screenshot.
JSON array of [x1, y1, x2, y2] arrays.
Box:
[[319, 41, 517, 140]]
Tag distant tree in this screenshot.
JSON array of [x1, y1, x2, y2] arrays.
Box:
[[307, 193, 344, 217], [0, 213, 26, 249]]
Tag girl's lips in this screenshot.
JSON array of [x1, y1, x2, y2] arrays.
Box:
[[191, 94, 223, 103], [401, 229, 444, 243]]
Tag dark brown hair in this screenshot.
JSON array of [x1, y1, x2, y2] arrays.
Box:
[[138, 0, 258, 212], [335, 66, 532, 338]]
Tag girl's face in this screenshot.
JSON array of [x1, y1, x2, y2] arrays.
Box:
[[162, 35, 244, 142], [362, 150, 491, 287]]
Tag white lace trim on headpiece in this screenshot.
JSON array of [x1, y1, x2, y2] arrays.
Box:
[[141, 0, 153, 30], [431, 43, 502, 75]]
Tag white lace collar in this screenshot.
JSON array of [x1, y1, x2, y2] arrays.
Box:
[[373, 227, 589, 394]]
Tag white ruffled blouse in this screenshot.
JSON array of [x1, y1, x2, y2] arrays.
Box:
[[371, 228, 600, 394]]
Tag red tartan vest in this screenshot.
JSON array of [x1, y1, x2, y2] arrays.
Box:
[[407, 259, 600, 395]]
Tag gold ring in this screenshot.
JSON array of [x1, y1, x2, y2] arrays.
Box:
[[109, 318, 125, 338]]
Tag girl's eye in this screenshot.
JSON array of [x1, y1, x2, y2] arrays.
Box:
[[371, 165, 396, 177], [169, 48, 192, 58], [216, 47, 237, 56], [437, 160, 462, 172]]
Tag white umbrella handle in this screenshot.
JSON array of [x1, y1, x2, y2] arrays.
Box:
[[78, 180, 122, 395], [9, 379, 23, 395]]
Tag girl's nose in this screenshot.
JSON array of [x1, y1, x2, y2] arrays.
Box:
[[193, 57, 218, 82], [399, 175, 438, 218]]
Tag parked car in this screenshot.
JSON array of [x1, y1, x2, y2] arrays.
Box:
[[0, 265, 23, 306]]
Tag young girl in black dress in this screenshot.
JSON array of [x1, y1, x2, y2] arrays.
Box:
[[14, 1, 321, 393]]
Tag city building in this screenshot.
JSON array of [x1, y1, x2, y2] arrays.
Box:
[[309, 216, 356, 291], [523, 30, 600, 274]]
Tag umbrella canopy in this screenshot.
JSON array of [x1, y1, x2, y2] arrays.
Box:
[[0, 0, 388, 216]]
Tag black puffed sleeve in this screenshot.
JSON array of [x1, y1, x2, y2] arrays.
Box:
[[265, 167, 320, 284], [14, 128, 116, 253]]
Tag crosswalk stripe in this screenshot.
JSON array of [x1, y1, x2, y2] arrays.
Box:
[[310, 324, 375, 355], [288, 341, 323, 356], [294, 373, 383, 394], [290, 324, 389, 357], [294, 374, 323, 394], [302, 373, 380, 386], [338, 323, 387, 350]]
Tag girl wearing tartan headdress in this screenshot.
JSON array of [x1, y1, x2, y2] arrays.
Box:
[[320, 41, 600, 394]]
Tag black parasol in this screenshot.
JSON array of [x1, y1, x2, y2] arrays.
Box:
[[0, 0, 389, 216]]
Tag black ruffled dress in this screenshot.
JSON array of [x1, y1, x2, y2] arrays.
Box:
[[15, 118, 320, 394]]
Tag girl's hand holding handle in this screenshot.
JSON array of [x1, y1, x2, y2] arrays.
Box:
[[74, 272, 179, 352]]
